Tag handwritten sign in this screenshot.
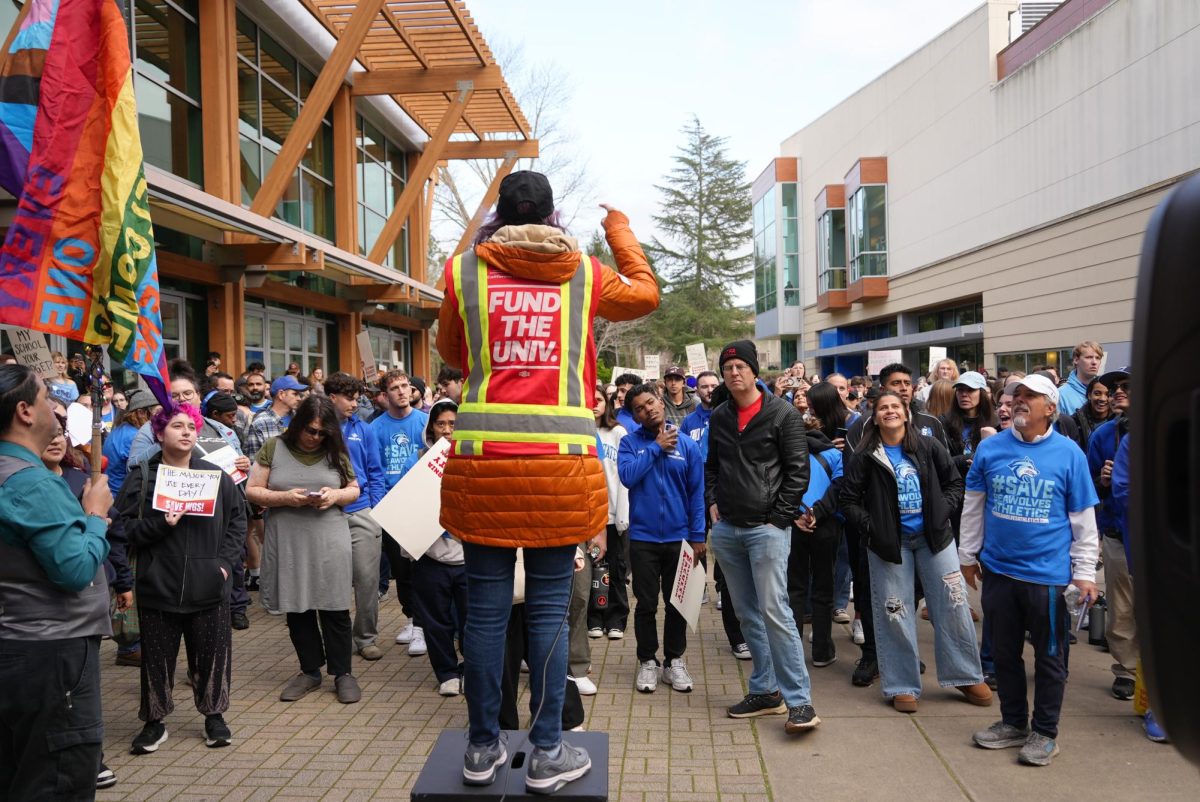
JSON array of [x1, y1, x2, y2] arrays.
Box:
[[201, 444, 247, 485], [669, 540, 707, 633], [152, 465, 223, 517], [643, 354, 660, 378], [928, 346, 947, 366], [2, 326, 56, 379], [370, 437, 453, 559], [356, 331, 378, 384], [685, 343, 708, 377], [867, 349, 903, 377]]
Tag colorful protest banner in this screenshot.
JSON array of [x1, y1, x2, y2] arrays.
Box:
[[152, 465, 223, 517], [0, 0, 170, 402], [669, 540, 706, 633], [370, 437, 453, 559]]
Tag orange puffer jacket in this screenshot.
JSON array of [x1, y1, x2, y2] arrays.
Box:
[[436, 209, 659, 548]]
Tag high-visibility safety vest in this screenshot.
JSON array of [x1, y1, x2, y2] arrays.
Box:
[[445, 249, 602, 458]]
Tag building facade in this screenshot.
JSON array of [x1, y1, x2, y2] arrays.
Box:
[[0, 0, 536, 383], [753, 0, 1199, 378]]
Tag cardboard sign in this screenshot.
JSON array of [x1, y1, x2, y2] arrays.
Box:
[[370, 437, 453, 559], [685, 343, 708, 377], [867, 349, 903, 377], [928, 346, 948, 366], [2, 326, 56, 379], [152, 465, 223, 517], [669, 540, 707, 633], [643, 354, 660, 378], [201, 444, 247, 485], [356, 331, 378, 384]]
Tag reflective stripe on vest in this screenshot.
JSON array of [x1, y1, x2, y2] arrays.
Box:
[[450, 249, 596, 456]]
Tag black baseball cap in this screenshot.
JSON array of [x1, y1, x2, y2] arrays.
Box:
[[497, 171, 554, 224]]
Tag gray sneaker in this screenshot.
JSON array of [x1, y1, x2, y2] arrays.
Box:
[[1018, 732, 1060, 766], [635, 660, 659, 693], [973, 720, 1030, 749], [463, 737, 507, 786], [525, 741, 592, 795], [664, 658, 694, 692]]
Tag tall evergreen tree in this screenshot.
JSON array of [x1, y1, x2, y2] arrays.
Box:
[[649, 117, 753, 291]]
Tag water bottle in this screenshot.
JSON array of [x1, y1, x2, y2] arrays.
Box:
[[1088, 593, 1107, 646], [590, 558, 610, 612], [1063, 584, 1085, 633]]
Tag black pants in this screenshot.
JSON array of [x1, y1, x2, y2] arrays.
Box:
[[982, 571, 1070, 738], [845, 521, 876, 659], [229, 539, 249, 615], [588, 524, 630, 632], [712, 561, 746, 648], [381, 534, 422, 625], [286, 609, 352, 677], [413, 556, 468, 682], [788, 519, 840, 662], [0, 636, 102, 802], [629, 540, 688, 665], [500, 604, 584, 731], [140, 601, 232, 723]]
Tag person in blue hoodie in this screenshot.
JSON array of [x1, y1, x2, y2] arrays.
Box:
[[1056, 340, 1104, 417], [326, 372, 388, 662], [613, 372, 643, 433], [618, 383, 706, 696], [1085, 367, 1136, 701]]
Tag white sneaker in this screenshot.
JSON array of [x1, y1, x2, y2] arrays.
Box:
[[587, 627, 604, 639], [852, 620, 865, 645], [665, 659, 694, 693], [606, 629, 624, 640], [438, 677, 462, 697], [701, 591, 710, 605], [408, 627, 427, 656], [571, 675, 598, 695], [716, 596, 723, 610], [395, 623, 414, 644], [833, 608, 851, 624], [635, 660, 659, 693]]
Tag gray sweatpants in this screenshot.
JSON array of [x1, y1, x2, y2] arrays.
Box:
[[348, 509, 384, 650]]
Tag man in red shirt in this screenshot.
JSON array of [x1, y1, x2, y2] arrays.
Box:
[[705, 340, 819, 734]]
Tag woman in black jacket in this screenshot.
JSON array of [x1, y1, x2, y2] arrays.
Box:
[[117, 403, 247, 756], [840, 392, 990, 714], [1070, 377, 1114, 452]]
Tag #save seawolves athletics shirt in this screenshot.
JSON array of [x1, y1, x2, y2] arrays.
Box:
[[966, 428, 1098, 585]]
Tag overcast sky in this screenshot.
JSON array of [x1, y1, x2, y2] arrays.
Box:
[[464, 0, 986, 304]]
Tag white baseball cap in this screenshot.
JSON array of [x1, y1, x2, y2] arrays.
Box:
[[1008, 374, 1059, 406], [953, 371, 988, 391]]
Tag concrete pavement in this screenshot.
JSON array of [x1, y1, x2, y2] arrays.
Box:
[[96, 570, 1200, 801]]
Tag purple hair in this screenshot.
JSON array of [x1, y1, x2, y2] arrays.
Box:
[[151, 402, 204, 441], [474, 209, 568, 246]]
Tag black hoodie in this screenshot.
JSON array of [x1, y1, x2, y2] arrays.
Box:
[[117, 452, 247, 613]]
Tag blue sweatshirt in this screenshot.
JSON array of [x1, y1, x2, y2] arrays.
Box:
[[679, 405, 713, 463], [370, 408, 429, 491], [343, 416, 387, 511], [1057, 371, 1089, 417], [616, 407, 638, 434], [1086, 418, 1126, 533], [102, 421, 139, 495], [617, 425, 705, 544]]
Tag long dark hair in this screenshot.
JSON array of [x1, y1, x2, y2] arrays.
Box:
[[807, 381, 849, 438], [942, 387, 997, 454], [281, 395, 352, 487], [599, 389, 621, 430], [854, 390, 921, 457]]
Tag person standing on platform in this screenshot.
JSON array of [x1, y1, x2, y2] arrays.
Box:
[[437, 171, 658, 793]]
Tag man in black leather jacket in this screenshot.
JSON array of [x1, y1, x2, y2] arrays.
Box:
[[705, 340, 819, 735]]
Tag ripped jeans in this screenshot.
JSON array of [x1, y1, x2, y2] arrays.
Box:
[[867, 533, 983, 699]]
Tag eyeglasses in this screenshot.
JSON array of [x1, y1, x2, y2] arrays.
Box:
[[303, 426, 327, 438], [1113, 382, 1130, 393]]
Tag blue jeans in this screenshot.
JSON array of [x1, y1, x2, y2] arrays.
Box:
[[462, 542, 575, 750], [833, 533, 852, 610], [867, 534, 983, 698], [710, 521, 812, 707]]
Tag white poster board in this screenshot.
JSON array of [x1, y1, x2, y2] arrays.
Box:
[[66, 402, 92, 448], [2, 326, 56, 379], [685, 343, 709, 377], [370, 437, 452, 559], [867, 349, 903, 377], [201, 444, 248, 484], [356, 331, 378, 384], [643, 354, 660, 378], [928, 346, 948, 366], [668, 540, 707, 633], [152, 466, 223, 517]]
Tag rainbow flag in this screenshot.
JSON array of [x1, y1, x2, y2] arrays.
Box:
[[0, 0, 169, 399]]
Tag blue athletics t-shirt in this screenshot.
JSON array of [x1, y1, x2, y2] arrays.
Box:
[[966, 428, 1098, 585], [884, 444, 923, 535], [370, 408, 430, 491]]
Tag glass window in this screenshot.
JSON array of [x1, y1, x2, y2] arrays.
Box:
[[269, 319, 286, 351], [355, 114, 411, 269], [817, 209, 847, 293], [848, 185, 888, 282], [245, 314, 264, 349], [132, 1, 201, 99], [135, 79, 203, 184]]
